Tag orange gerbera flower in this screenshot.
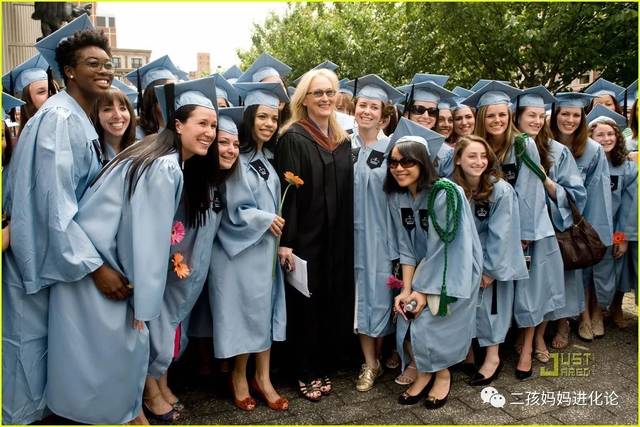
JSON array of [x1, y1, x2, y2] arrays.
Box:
[[174, 262, 190, 279], [613, 231, 626, 245], [284, 171, 304, 188], [171, 252, 185, 268]]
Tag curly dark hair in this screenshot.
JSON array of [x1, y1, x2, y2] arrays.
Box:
[[589, 119, 628, 167], [55, 29, 111, 85]]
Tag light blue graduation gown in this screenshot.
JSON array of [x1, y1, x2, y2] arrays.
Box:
[[625, 135, 637, 152], [389, 180, 483, 372], [500, 138, 562, 327], [47, 153, 183, 424], [436, 143, 455, 178], [135, 124, 146, 141], [147, 192, 223, 378], [352, 134, 397, 337], [587, 159, 637, 305], [2, 91, 103, 425], [209, 149, 286, 358], [577, 138, 614, 246], [469, 179, 528, 347], [543, 140, 588, 321]]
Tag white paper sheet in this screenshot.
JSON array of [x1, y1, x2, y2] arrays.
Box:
[[285, 254, 311, 298]]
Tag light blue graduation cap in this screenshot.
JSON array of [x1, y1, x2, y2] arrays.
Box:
[[617, 80, 637, 106], [2, 54, 49, 95], [2, 92, 25, 123], [410, 73, 449, 87], [154, 76, 218, 124], [452, 86, 474, 99], [293, 60, 339, 85], [212, 74, 239, 106], [346, 74, 404, 104], [338, 78, 354, 96], [469, 79, 510, 92], [236, 53, 292, 83], [517, 86, 556, 108], [450, 87, 474, 111], [583, 78, 624, 99], [34, 14, 92, 80], [222, 65, 243, 81], [555, 92, 596, 109], [587, 104, 627, 129], [234, 82, 289, 108], [111, 78, 138, 107], [438, 95, 461, 110], [126, 55, 187, 91], [390, 117, 444, 162], [401, 81, 457, 104], [462, 81, 522, 108], [217, 106, 244, 136]]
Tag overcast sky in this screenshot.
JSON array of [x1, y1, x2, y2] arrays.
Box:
[[96, 2, 289, 73]]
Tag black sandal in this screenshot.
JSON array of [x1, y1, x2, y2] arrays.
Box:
[[319, 376, 332, 395], [298, 379, 322, 402]]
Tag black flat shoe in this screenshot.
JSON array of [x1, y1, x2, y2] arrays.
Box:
[[424, 379, 451, 410], [515, 367, 533, 381], [467, 361, 503, 386], [398, 376, 434, 405], [456, 362, 476, 377]]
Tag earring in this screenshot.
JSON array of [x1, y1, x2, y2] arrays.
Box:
[[70, 75, 74, 79]]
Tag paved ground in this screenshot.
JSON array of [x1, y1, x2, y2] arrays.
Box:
[[164, 295, 638, 425]]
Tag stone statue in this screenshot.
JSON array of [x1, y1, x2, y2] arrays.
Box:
[[32, 2, 92, 41]]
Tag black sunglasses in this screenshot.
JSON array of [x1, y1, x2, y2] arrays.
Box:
[[389, 158, 419, 169], [410, 105, 438, 116]]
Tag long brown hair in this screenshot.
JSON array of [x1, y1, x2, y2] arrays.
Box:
[[589, 119, 628, 167], [515, 106, 553, 173], [18, 80, 59, 134], [452, 135, 500, 202], [92, 88, 137, 155], [280, 68, 348, 144], [550, 107, 589, 158], [473, 104, 519, 163]]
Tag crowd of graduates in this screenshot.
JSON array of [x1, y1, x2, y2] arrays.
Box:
[[1, 15, 637, 425]]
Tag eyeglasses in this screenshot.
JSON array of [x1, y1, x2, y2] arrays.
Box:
[[306, 89, 337, 99], [388, 158, 418, 169], [410, 105, 438, 116], [79, 59, 114, 71]]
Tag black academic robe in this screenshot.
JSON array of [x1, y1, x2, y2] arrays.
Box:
[[275, 123, 356, 380]]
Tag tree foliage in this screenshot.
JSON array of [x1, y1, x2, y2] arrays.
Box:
[[237, 2, 637, 91]]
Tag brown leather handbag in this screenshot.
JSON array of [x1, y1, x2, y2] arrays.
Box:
[[554, 194, 606, 270]]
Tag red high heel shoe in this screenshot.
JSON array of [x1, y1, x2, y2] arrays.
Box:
[[228, 377, 256, 411], [250, 378, 289, 411]]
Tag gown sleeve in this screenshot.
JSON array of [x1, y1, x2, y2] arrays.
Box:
[[547, 144, 587, 231], [216, 162, 276, 257], [9, 108, 103, 294], [483, 181, 529, 281], [275, 131, 303, 248], [387, 193, 417, 266], [129, 158, 183, 321], [515, 138, 553, 241], [618, 161, 638, 241], [582, 143, 614, 246]]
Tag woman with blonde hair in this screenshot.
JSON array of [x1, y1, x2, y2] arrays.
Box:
[[276, 68, 354, 401]]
